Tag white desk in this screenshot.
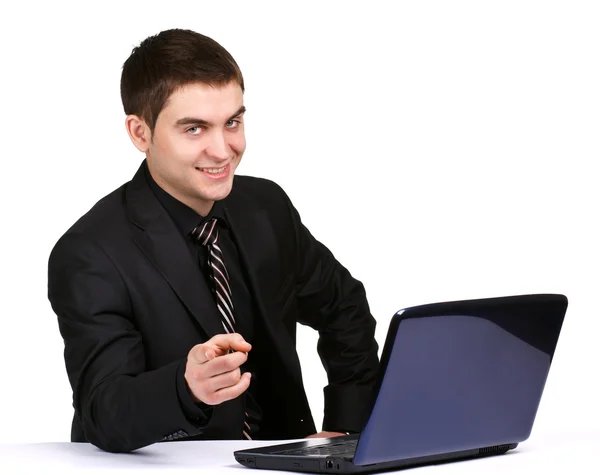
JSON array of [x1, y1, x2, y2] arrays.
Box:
[[1, 428, 597, 474]]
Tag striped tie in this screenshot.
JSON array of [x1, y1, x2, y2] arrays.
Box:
[[191, 218, 253, 440]]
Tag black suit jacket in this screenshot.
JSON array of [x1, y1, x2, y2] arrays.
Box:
[[48, 162, 379, 453]]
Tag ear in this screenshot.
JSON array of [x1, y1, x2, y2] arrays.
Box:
[[125, 115, 152, 152]]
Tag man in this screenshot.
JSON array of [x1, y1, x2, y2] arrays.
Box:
[[48, 28, 379, 453]]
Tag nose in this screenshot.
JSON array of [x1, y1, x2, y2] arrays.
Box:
[[205, 129, 230, 162]]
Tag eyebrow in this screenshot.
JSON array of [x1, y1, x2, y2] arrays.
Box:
[[175, 106, 246, 127]]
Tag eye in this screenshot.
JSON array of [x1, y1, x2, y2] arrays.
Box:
[[226, 119, 241, 129], [186, 126, 203, 135]]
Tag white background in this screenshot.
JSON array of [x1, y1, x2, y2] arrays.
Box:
[[0, 0, 598, 444]]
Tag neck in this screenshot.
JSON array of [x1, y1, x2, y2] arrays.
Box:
[[147, 165, 214, 217]]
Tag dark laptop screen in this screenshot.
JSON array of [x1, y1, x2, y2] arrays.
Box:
[[354, 295, 566, 466]]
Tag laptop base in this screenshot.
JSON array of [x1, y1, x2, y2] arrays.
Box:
[[234, 437, 517, 474]]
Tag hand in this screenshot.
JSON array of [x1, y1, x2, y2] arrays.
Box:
[[305, 431, 347, 439], [184, 333, 252, 406]]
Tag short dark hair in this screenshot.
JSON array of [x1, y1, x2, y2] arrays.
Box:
[[120, 28, 244, 133]]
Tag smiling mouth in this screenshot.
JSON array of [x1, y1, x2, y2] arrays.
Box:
[[196, 166, 227, 174], [194, 163, 231, 180]]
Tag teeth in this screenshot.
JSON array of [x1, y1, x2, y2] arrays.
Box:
[[199, 166, 226, 174]]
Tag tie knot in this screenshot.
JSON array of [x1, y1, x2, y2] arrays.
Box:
[[191, 218, 219, 247]]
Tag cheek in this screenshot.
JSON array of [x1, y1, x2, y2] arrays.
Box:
[[230, 133, 246, 154], [152, 132, 174, 158], [155, 134, 196, 163]]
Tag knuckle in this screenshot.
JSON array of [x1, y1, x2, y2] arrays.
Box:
[[191, 342, 204, 354], [221, 356, 236, 372], [200, 384, 217, 403], [191, 368, 203, 381], [195, 388, 207, 401], [184, 368, 195, 383], [228, 369, 241, 385], [202, 394, 214, 405], [231, 354, 243, 369]]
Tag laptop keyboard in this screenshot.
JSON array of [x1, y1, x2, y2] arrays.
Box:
[[275, 439, 357, 457]]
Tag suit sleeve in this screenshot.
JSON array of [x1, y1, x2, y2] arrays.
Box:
[[282, 191, 380, 434], [48, 232, 210, 453]]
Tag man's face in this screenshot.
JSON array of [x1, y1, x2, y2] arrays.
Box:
[[146, 81, 246, 215]]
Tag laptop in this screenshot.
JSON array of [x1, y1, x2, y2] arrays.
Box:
[[234, 293, 568, 473]]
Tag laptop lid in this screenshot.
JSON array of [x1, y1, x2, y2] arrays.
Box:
[[353, 293, 567, 466]]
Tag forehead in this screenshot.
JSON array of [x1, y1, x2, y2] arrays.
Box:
[[161, 81, 244, 121]]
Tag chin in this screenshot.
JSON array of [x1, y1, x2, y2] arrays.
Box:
[[207, 183, 234, 202]]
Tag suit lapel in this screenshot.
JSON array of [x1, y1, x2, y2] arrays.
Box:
[[125, 163, 223, 339], [223, 192, 304, 387]]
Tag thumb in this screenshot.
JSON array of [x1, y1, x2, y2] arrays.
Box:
[[210, 333, 252, 353], [190, 344, 217, 364]]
